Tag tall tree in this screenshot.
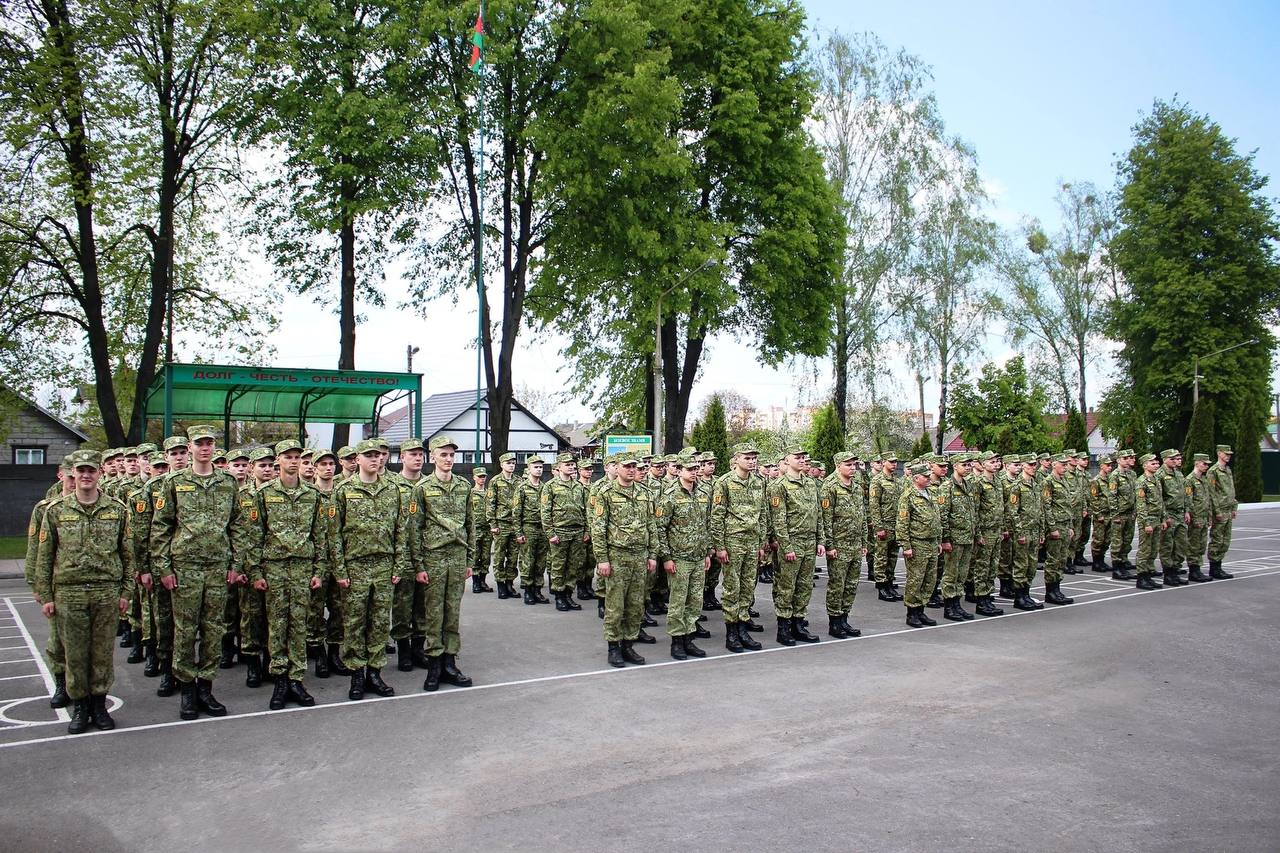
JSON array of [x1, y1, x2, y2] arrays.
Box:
[[1234, 393, 1263, 503], [1181, 397, 1215, 471], [1107, 99, 1279, 450], [806, 401, 845, 467], [948, 356, 1055, 455], [811, 31, 944, 432], [691, 394, 730, 470]]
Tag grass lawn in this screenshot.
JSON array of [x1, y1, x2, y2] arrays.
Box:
[[1264, 495, 1280, 502], [0, 536, 28, 560]]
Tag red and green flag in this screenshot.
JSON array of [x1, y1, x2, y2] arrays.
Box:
[[468, 11, 486, 74]]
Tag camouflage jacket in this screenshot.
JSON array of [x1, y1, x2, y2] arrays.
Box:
[[895, 484, 941, 542], [469, 486, 488, 543], [486, 472, 519, 530], [767, 472, 825, 554], [246, 480, 330, 580], [1157, 467, 1187, 520], [412, 472, 474, 567], [513, 478, 545, 536], [1186, 471, 1211, 527], [589, 480, 656, 562], [656, 481, 712, 562], [974, 473, 1003, 535], [869, 473, 901, 537], [25, 495, 60, 589], [1008, 475, 1044, 541], [1088, 472, 1112, 520], [151, 468, 248, 578], [709, 471, 767, 553], [540, 477, 587, 536], [330, 474, 411, 579], [1207, 462, 1237, 519], [940, 475, 977, 545], [1043, 473, 1074, 535], [1108, 468, 1138, 516], [1135, 472, 1165, 529], [35, 492, 134, 601], [820, 477, 867, 553]]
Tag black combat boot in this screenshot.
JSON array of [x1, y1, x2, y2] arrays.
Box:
[[1135, 573, 1158, 590], [975, 595, 1004, 617], [889, 581, 904, 600], [683, 634, 706, 657], [471, 575, 484, 593], [423, 656, 441, 692], [725, 622, 743, 653], [917, 606, 937, 626], [245, 653, 262, 688], [748, 605, 761, 618], [926, 586, 945, 609], [440, 654, 472, 687], [620, 641, 646, 665], [50, 672, 69, 708], [702, 591, 722, 611], [737, 623, 762, 651], [533, 586, 550, 604], [117, 618, 129, 638], [156, 658, 176, 697], [597, 598, 605, 619], [792, 617, 819, 643], [314, 645, 330, 678], [635, 627, 656, 644], [523, 586, 536, 605], [693, 621, 711, 638], [1013, 587, 1036, 610], [119, 623, 134, 648], [905, 606, 925, 628], [219, 634, 237, 669], [641, 610, 658, 628], [1044, 582, 1074, 605], [554, 590, 570, 612], [1166, 565, 1188, 586], [143, 643, 160, 677], [607, 641, 625, 667], [877, 582, 896, 602], [288, 680, 315, 706], [742, 617, 764, 633], [577, 580, 597, 601], [496, 579, 510, 599], [68, 699, 91, 734], [1074, 551, 1091, 567], [1063, 559, 1079, 575], [305, 642, 318, 661], [670, 635, 688, 660], [178, 681, 199, 720], [126, 630, 144, 663], [1186, 564, 1210, 583], [956, 597, 974, 620], [411, 636, 431, 669], [776, 618, 797, 647], [1112, 563, 1135, 581], [478, 575, 494, 592], [839, 615, 861, 637], [269, 675, 289, 710], [964, 581, 976, 603], [649, 592, 668, 614], [564, 588, 582, 611], [328, 643, 351, 676], [364, 667, 395, 697], [758, 565, 774, 584], [943, 597, 966, 622], [90, 694, 115, 730], [1092, 551, 1111, 573], [1209, 560, 1233, 580], [348, 670, 365, 700], [998, 577, 1014, 599], [396, 638, 414, 672], [828, 616, 847, 639], [196, 679, 227, 716]]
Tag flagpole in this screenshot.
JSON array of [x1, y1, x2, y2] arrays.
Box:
[[473, 1, 486, 466]]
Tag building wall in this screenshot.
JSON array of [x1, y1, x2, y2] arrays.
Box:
[[2, 408, 82, 465], [0, 464, 60, 536], [441, 408, 560, 462]]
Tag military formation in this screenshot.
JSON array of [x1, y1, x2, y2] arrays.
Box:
[[26, 429, 1242, 733]]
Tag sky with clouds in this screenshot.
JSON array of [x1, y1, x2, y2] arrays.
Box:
[[236, 0, 1280, 428]]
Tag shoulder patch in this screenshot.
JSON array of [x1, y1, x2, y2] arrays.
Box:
[[821, 499, 830, 509], [771, 496, 780, 508], [1010, 493, 1018, 504], [408, 501, 418, 514], [595, 504, 604, 517], [714, 494, 722, 505], [898, 509, 909, 519], [27, 523, 35, 536], [328, 506, 336, 518], [153, 498, 165, 510], [249, 509, 259, 521], [1136, 488, 1145, 498], [39, 529, 48, 542], [655, 507, 663, 517], [175, 484, 197, 493], [937, 495, 946, 504], [136, 500, 147, 513]]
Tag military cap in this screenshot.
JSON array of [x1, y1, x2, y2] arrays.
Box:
[[212, 448, 227, 462], [1193, 453, 1211, 463], [555, 452, 575, 464], [1160, 448, 1180, 460], [399, 438, 425, 453], [121, 446, 139, 457], [135, 442, 158, 456], [499, 451, 517, 463], [813, 462, 826, 471], [980, 451, 995, 461], [1035, 452, 1049, 461], [312, 448, 336, 463], [833, 451, 855, 465], [907, 463, 930, 477], [1216, 444, 1233, 454], [163, 436, 187, 452], [1117, 448, 1135, 459], [274, 439, 303, 456], [66, 449, 102, 470], [680, 456, 701, 469], [1063, 448, 1076, 456], [353, 439, 380, 456], [647, 456, 663, 467], [102, 447, 123, 460], [697, 451, 716, 462], [929, 454, 947, 465], [616, 452, 637, 466], [525, 456, 545, 466], [732, 441, 759, 456], [1051, 453, 1067, 463], [1138, 452, 1157, 465], [372, 437, 390, 449], [147, 452, 166, 466], [870, 453, 882, 463], [883, 453, 900, 463], [577, 459, 595, 470], [1098, 454, 1114, 465], [249, 446, 276, 463], [950, 452, 968, 463], [59, 457, 74, 471], [299, 448, 314, 460], [186, 424, 217, 442], [427, 435, 458, 451], [226, 447, 250, 462], [473, 466, 488, 476], [780, 444, 805, 458], [336, 445, 356, 459]]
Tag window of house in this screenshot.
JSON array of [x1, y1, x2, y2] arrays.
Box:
[[14, 446, 46, 465]]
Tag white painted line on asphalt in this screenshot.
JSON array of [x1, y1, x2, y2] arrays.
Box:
[[2, 567, 1278, 752], [0, 645, 29, 652], [0, 674, 42, 682], [2, 598, 66, 724]]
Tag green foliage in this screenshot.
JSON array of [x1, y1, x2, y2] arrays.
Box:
[[1181, 397, 1216, 471], [690, 395, 730, 471], [1235, 394, 1264, 503], [948, 357, 1055, 455], [806, 402, 846, 468], [738, 428, 782, 461], [1063, 407, 1089, 456], [1107, 99, 1280, 449], [1096, 382, 1153, 453], [845, 405, 919, 459], [908, 432, 934, 460]]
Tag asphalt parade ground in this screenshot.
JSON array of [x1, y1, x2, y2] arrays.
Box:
[[1, 508, 1278, 852]]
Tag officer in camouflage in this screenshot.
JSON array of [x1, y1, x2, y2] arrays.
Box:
[[1206, 445, 1237, 579], [1156, 448, 1190, 587], [869, 454, 903, 602], [592, 453, 658, 667], [515, 457, 550, 604], [1009, 455, 1045, 610], [1041, 454, 1076, 605], [1133, 453, 1166, 590], [1184, 453, 1213, 583], [541, 452, 589, 612], [710, 443, 767, 653], [26, 458, 75, 708], [1108, 449, 1139, 579], [767, 445, 825, 645], [970, 452, 1005, 617], [470, 467, 494, 594], [391, 438, 429, 671], [487, 452, 521, 599], [897, 463, 941, 628], [656, 455, 711, 660], [1088, 455, 1114, 574], [820, 451, 867, 638], [939, 452, 977, 621]]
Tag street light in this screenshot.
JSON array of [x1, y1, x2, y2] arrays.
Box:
[[654, 257, 719, 455], [407, 344, 420, 442], [1193, 339, 1258, 406]]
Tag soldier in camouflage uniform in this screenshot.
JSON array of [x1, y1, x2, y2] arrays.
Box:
[[246, 439, 327, 710], [150, 426, 247, 720], [237, 446, 275, 687], [469, 467, 494, 594], [413, 436, 475, 692], [120, 443, 157, 656], [589, 455, 619, 618], [1184, 453, 1213, 583], [1133, 453, 1165, 590], [938, 452, 978, 621], [1108, 449, 1139, 578], [218, 447, 251, 671], [897, 464, 940, 628], [656, 456, 711, 659], [1088, 455, 1114, 574], [391, 438, 429, 671], [591, 453, 658, 667], [514, 457, 550, 603], [487, 452, 521, 599], [1156, 449, 1190, 586], [307, 448, 347, 678], [768, 446, 825, 645], [541, 452, 589, 612], [331, 439, 410, 700], [1008, 457, 1045, 610], [821, 451, 868, 638], [1206, 445, 1237, 579], [996, 455, 1021, 599], [710, 443, 767, 653], [575, 459, 598, 601], [1041, 455, 1076, 605], [129, 453, 168, 680], [869, 455, 903, 602], [35, 450, 134, 734], [970, 452, 1005, 617], [1071, 452, 1093, 568], [26, 459, 74, 708]]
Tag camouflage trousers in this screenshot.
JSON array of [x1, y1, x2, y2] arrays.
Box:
[[519, 528, 549, 589], [1135, 525, 1162, 575], [645, 558, 669, 599], [578, 536, 596, 587], [972, 534, 1000, 598], [127, 583, 144, 633], [265, 558, 313, 681], [902, 538, 939, 608], [772, 546, 816, 620], [391, 570, 425, 640], [873, 535, 900, 585], [1185, 522, 1209, 568], [1075, 514, 1091, 559], [54, 584, 119, 701], [1091, 517, 1111, 557], [170, 564, 229, 684], [1159, 521, 1188, 569], [602, 551, 648, 643], [491, 529, 520, 582], [824, 548, 861, 617], [1012, 538, 1038, 587], [143, 584, 173, 656], [420, 547, 467, 658], [1110, 514, 1136, 562], [940, 542, 974, 600], [719, 541, 760, 624], [45, 604, 65, 675], [240, 586, 266, 656], [1044, 534, 1070, 584], [704, 560, 721, 599], [308, 573, 345, 646], [998, 535, 1014, 582], [341, 557, 394, 670], [548, 533, 587, 593], [1209, 515, 1233, 561], [221, 582, 240, 644], [474, 530, 492, 581], [666, 558, 705, 636]]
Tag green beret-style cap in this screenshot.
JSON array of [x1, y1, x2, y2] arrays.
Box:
[[274, 439, 303, 456]]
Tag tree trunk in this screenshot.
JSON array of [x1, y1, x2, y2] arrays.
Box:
[[934, 348, 949, 454], [833, 296, 849, 433], [662, 312, 705, 453], [331, 180, 357, 451], [1076, 347, 1088, 418]]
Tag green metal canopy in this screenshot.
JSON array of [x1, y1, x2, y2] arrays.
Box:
[[145, 362, 422, 440]]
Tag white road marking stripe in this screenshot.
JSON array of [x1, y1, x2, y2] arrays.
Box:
[[2, 599, 67, 723]]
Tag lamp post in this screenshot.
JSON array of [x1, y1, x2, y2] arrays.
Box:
[[916, 372, 930, 438], [407, 344, 420, 440], [1193, 339, 1258, 406], [654, 257, 718, 455]]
